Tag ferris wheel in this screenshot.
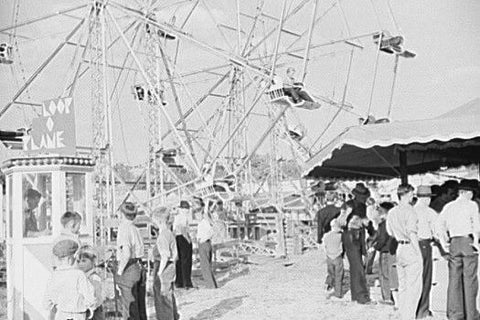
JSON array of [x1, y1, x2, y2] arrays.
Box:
[[0, 0, 415, 221]]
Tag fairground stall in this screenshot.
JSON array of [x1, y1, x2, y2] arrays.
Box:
[[2, 97, 96, 320]]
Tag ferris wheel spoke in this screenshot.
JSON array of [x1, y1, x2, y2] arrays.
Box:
[[0, 18, 85, 119]]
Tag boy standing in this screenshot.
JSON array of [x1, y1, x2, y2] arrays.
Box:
[[54, 211, 82, 246], [152, 207, 179, 320], [44, 239, 96, 320], [116, 202, 146, 320], [77, 245, 105, 320], [323, 219, 344, 300]]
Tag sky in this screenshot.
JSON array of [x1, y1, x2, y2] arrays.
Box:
[[0, 0, 479, 167]]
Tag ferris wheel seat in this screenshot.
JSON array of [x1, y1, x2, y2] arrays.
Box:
[[0, 43, 13, 64]]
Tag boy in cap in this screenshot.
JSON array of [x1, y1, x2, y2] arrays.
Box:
[[173, 200, 193, 289], [44, 239, 96, 320], [116, 202, 146, 320], [437, 179, 480, 320], [77, 245, 105, 320], [323, 218, 344, 300], [152, 207, 179, 320]]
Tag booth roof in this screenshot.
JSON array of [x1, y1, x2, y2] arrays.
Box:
[[304, 98, 480, 180]]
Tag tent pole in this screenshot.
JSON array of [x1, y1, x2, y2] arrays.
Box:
[[399, 151, 408, 184]]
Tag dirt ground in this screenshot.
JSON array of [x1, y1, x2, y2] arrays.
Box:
[[157, 249, 446, 320], [0, 249, 449, 320]]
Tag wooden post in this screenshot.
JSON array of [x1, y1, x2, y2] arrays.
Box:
[[399, 150, 408, 184]]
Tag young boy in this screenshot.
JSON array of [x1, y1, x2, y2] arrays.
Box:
[[323, 218, 344, 300], [77, 245, 105, 320], [44, 239, 96, 320], [54, 211, 82, 246], [152, 207, 179, 320]]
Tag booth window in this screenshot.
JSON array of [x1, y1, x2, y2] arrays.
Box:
[[22, 173, 52, 238], [66, 173, 86, 233]]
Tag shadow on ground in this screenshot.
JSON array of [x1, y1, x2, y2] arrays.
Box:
[[189, 295, 247, 320]]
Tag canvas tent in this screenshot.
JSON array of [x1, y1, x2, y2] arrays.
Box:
[[304, 98, 480, 181]]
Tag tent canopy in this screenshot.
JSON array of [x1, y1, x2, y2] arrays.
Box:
[[304, 98, 480, 180]]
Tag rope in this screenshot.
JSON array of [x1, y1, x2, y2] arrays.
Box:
[[387, 0, 401, 33], [366, 31, 382, 117], [387, 54, 399, 118], [368, 0, 382, 30]]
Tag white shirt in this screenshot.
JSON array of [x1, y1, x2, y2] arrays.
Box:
[[414, 202, 438, 240], [44, 265, 96, 313], [323, 230, 343, 260], [156, 225, 178, 263], [85, 269, 104, 309], [197, 218, 214, 243], [386, 203, 418, 242], [117, 219, 144, 274], [173, 209, 191, 236], [437, 196, 480, 239]]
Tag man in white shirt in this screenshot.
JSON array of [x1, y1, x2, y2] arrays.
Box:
[[196, 198, 217, 289], [115, 202, 146, 320], [172, 200, 194, 289], [437, 179, 480, 320], [414, 185, 438, 319], [387, 184, 423, 320]]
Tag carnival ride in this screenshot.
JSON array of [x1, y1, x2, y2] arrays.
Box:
[[0, 0, 416, 252]]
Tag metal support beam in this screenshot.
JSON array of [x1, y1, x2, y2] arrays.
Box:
[[106, 7, 201, 176], [0, 19, 85, 119], [399, 150, 408, 184]]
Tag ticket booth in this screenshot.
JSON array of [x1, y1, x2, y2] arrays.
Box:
[[2, 155, 95, 320]]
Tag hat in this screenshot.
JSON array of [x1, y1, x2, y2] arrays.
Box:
[[52, 239, 79, 258], [416, 185, 433, 197], [458, 179, 478, 192], [179, 200, 190, 209], [352, 183, 370, 197], [26, 188, 41, 199], [120, 202, 137, 216]]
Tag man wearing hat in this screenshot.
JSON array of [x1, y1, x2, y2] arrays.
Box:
[[173, 200, 194, 289], [414, 186, 438, 319], [343, 183, 373, 304], [437, 179, 480, 320], [116, 202, 146, 320]]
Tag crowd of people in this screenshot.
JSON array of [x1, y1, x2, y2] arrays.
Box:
[[42, 195, 220, 320], [316, 179, 480, 320]]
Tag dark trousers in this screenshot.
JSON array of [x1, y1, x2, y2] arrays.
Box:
[[92, 306, 105, 320], [416, 239, 433, 319], [199, 240, 217, 288], [365, 249, 376, 274], [115, 261, 147, 320], [175, 235, 193, 288], [343, 230, 370, 303], [153, 261, 179, 320], [326, 256, 344, 298], [379, 252, 393, 302], [447, 237, 480, 320]]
